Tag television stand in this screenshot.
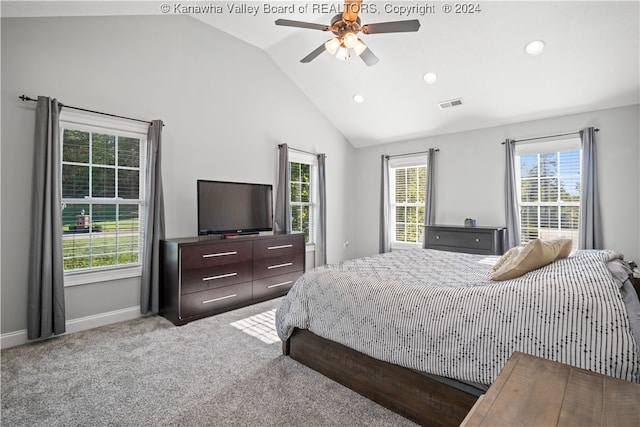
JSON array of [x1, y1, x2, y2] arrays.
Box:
[[159, 233, 305, 325]]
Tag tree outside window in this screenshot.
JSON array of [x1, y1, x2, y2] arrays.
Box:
[[61, 125, 145, 272], [391, 165, 426, 245], [290, 160, 314, 243], [519, 149, 580, 248]]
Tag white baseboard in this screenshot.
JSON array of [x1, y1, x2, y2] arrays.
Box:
[[1, 306, 142, 349]]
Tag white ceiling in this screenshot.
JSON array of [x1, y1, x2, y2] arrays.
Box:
[[4, 1, 639, 148]]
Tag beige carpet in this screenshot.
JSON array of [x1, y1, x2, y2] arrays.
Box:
[[1, 298, 417, 426]]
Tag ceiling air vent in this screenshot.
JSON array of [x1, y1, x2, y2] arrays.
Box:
[[438, 98, 464, 109]]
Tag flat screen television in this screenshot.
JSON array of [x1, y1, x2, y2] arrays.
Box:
[[197, 180, 273, 236]]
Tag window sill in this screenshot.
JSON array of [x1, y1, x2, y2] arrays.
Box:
[[64, 265, 142, 287]]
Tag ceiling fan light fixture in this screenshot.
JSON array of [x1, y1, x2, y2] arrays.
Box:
[[335, 46, 351, 61], [342, 32, 359, 49], [353, 39, 367, 56], [353, 94, 364, 104], [325, 37, 340, 55]]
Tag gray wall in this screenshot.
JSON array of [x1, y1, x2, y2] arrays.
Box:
[[2, 14, 638, 345], [1, 15, 356, 339], [352, 104, 640, 262]]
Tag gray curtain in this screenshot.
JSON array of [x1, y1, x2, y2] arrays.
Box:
[[379, 155, 391, 253], [28, 96, 66, 339], [504, 139, 521, 249], [579, 127, 602, 249], [315, 154, 327, 266], [274, 144, 290, 233], [140, 120, 165, 315], [422, 149, 436, 248]]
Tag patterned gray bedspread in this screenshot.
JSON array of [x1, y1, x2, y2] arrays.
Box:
[[276, 248, 640, 385]]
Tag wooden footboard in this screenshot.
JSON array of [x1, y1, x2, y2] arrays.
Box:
[[284, 328, 479, 427]]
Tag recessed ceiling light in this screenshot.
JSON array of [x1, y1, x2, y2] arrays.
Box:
[[525, 40, 545, 56], [423, 72, 437, 84], [353, 94, 364, 104]]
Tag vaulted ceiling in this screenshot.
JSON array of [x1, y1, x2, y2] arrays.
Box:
[[5, 1, 639, 147]]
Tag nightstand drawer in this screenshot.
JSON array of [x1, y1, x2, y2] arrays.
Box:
[[181, 261, 252, 294], [180, 283, 252, 319], [180, 241, 252, 269], [427, 230, 493, 250], [424, 225, 506, 255]]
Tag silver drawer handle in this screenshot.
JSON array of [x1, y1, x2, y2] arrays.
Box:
[[475, 238, 480, 242], [268, 262, 293, 270], [202, 272, 237, 281], [268, 280, 293, 289], [435, 235, 440, 239], [203, 251, 237, 258], [268, 244, 293, 250], [202, 294, 237, 304]]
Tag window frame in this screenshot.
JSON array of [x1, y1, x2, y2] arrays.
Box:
[[388, 155, 427, 249], [59, 110, 148, 286], [288, 150, 318, 246], [515, 137, 582, 249]]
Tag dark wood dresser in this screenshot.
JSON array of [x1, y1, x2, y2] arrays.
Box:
[[424, 225, 506, 255], [160, 233, 305, 325]]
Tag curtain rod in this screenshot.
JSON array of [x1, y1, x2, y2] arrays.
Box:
[[385, 149, 439, 159], [278, 143, 325, 157], [502, 128, 600, 144], [19, 95, 157, 126]]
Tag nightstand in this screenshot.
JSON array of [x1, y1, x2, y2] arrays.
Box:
[[461, 351, 640, 426]]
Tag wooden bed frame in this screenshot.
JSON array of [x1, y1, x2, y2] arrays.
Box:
[[283, 328, 480, 427]]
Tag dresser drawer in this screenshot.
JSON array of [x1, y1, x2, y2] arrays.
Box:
[[253, 253, 305, 280], [180, 282, 252, 319], [181, 261, 252, 295], [253, 234, 305, 260], [253, 271, 303, 300], [426, 230, 493, 251], [180, 241, 252, 269]]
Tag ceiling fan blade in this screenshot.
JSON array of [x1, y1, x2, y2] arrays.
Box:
[[343, 0, 362, 22], [301, 43, 327, 63], [361, 20, 421, 34], [358, 44, 379, 66], [275, 19, 330, 31]]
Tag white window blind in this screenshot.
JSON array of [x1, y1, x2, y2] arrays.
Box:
[[288, 150, 317, 244], [389, 155, 427, 246], [60, 111, 147, 276], [516, 137, 581, 249]]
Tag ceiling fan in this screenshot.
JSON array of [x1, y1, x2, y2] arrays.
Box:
[[275, 0, 420, 66]]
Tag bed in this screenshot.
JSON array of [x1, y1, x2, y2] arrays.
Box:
[[275, 246, 640, 426]]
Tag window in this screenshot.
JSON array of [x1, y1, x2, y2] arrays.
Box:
[[60, 111, 147, 278], [389, 156, 427, 247], [516, 138, 581, 249], [289, 151, 317, 244]]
